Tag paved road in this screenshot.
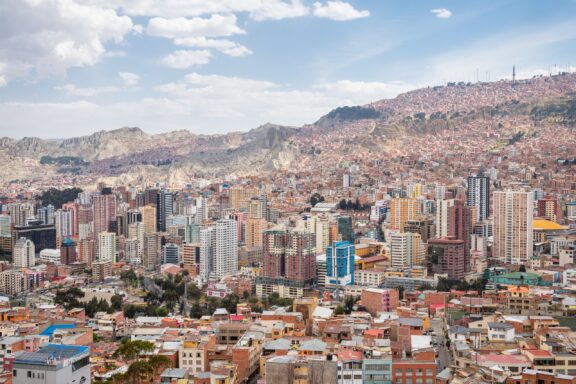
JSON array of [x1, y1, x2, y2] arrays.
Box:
[[430, 318, 451, 371]]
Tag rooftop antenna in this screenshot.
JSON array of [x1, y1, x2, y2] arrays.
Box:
[[512, 65, 516, 83]]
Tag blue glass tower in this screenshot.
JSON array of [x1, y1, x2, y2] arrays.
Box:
[[325, 241, 355, 286]]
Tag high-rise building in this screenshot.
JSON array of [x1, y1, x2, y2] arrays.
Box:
[[493, 191, 533, 265], [62, 202, 79, 237], [428, 237, 466, 279], [139, 205, 156, 234], [0, 215, 10, 237], [13, 238, 35, 268], [0, 270, 26, 295], [60, 237, 77, 265], [325, 241, 355, 286], [162, 243, 180, 264], [447, 200, 477, 271], [195, 197, 208, 225], [389, 198, 418, 231], [124, 238, 141, 265], [156, 190, 174, 232], [199, 227, 216, 279], [404, 218, 435, 243], [37, 205, 55, 225], [263, 229, 315, 284], [97, 232, 116, 262], [12, 220, 55, 252], [143, 232, 159, 269], [390, 232, 425, 269], [245, 218, 267, 248], [537, 199, 559, 222], [54, 209, 74, 244], [182, 243, 200, 275], [467, 173, 490, 221], [215, 219, 238, 279], [93, 194, 116, 235], [436, 199, 455, 238]]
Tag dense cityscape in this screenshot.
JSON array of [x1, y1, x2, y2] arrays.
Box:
[[1, 1, 576, 384], [0, 71, 574, 384]]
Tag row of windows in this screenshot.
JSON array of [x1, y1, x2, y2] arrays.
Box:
[[394, 368, 434, 376], [13, 370, 45, 380]]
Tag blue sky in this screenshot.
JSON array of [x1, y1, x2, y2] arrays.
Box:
[[0, 0, 575, 138]]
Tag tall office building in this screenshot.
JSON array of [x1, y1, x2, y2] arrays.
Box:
[[245, 218, 267, 248], [214, 219, 238, 279], [143, 232, 159, 269], [60, 237, 77, 265], [448, 200, 477, 271], [325, 241, 355, 286], [436, 199, 455, 238], [467, 173, 490, 221], [93, 194, 116, 236], [162, 243, 181, 264], [428, 238, 466, 279], [389, 198, 418, 231], [12, 220, 56, 252], [390, 232, 425, 269], [199, 226, 216, 279], [37, 205, 55, 225], [13, 238, 35, 268], [156, 190, 174, 232], [185, 223, 201, 244], [62, 202, 79, 237], [537, 199, 559, 222], [139, 205, 156, 234], [404, 218, 435, 243], [54, 209, 74, 243], [493, 191, 533, 265], [263, 229, 316, 284], [97, 232, 116, 262], [195, 197, 208, 225], [0, 215, 10, 237]]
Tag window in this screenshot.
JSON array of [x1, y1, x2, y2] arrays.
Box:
[[27, 371, 32, 378], [12, 370, 16, 377]]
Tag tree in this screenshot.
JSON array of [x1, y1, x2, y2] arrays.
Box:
[[343, 296, 354, 314], [519, 265, 526, 273], [333, 305, 345, 315], [190, 303, 203, 319], [339, 199, 347, 210], [111, 295, 124, 312], [54, 287, 85, 310], [309, 193, 323, 207], [187, 283, 201, 300], [113, 340, 154, 362], [155, 307, 169, 317]]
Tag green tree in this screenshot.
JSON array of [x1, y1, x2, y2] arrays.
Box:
[[519, 265, 527, 273], [190, 303, 203, 319], [111, 295, 124, 312], [113, 340, 154, 362], [333, 305, 345, 315], [54, 287, 85, 310]]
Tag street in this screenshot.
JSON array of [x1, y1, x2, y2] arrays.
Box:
[[430, 318, 452, 371]]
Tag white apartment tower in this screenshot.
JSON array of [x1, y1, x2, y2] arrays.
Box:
[[493, 191, 533, 265], [13, 238, 35, 268], [215, 219, 238, 279]]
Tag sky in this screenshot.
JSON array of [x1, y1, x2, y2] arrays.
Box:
[[0, 0, 575, 138]]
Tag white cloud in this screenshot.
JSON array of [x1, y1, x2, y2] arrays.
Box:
[[77, 0, 310, 20], [118, 71, 140, 87], [173, 37, 252, 57], [54, 83, 119, 97], [312, 1, 369, 21], [3, 73, 418, 138], [249, 0, 309, 21], [431, 8, 452, 19], [147, 14, 244, 39], [162, 50, 212, 69], [0, 76, 6, 88], [0, 0, 133, 83]]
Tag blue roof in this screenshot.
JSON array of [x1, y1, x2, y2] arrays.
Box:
[[14, 344, 89, 365], [40, 324, 76, 336]]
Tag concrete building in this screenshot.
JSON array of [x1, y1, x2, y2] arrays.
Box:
[[97, 232, 116, 262], [162, 243, 180, 265], [428, 237, 466, 280], [325, 241, 355, 286], [39, 249, 61, 265], [139, 205, 157, 234], [467, 173, 490, 221], [493, 191, 533, 265], [13, 238, 35, 268], [156, 190, 174, 232], [12, 344, 91, 384], [361, 288, 399, 316], [390, 232, 425, 270], [0, 270, 26, 295], [199, 226, 216, 280], [263, 229, 316, 285], [92, 193, 116, 236], [215, 219, 238, 278], [389, 198, 418, 232]]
